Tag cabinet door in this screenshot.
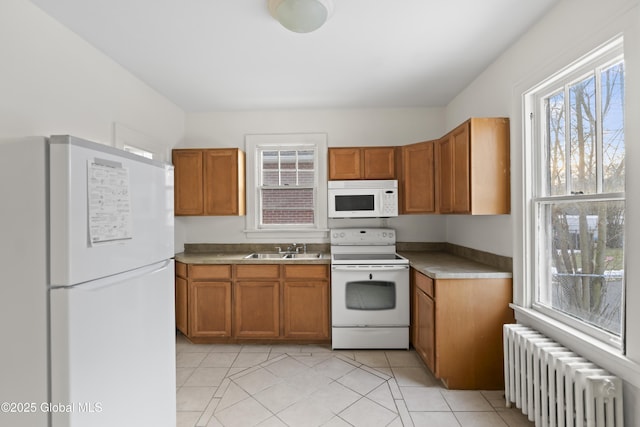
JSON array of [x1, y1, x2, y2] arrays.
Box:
[[173, 150, 204, 215], [283, 281, 329, 339], [415, 288, 435, 372], [190, 281, 232, 337], [401, 141, 435, 213], [434, 278, 513, 389], [451, 123, 471, 213], [234, 281, 280, 338], [362, 147, 395, 179], [175, 276, 188, 335], [468, 118, 510, 214], [328, 148, 362, 180], [438, 136, 453, 214], [204, 149, 243, 215]]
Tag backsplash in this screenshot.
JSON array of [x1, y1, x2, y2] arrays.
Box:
[[183, 243, 330, 254]]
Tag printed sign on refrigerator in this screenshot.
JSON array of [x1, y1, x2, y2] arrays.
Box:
[[87, 160, 133, 244]]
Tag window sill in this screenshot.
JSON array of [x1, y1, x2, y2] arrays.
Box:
[[244, 229, 329, 240], [512, 304, 640, 388]]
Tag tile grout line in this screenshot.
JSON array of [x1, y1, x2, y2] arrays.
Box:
[[176, 337, 534, 427], [394, 398, 414, 427]]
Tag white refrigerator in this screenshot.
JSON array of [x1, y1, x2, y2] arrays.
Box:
[[0, 135, 176, 427]]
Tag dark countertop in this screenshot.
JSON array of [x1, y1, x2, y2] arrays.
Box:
[[400, 251, 512, 279], [175, 249, 510, 279]]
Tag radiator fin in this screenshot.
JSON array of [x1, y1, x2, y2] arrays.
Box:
[[503, 324, 623, 427]]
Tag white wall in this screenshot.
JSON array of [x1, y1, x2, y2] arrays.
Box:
[[445, 0, 640, 422], [0, 0, 184, 150], [177, 108, 447, 250]]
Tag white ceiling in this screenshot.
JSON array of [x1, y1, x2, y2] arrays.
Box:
[[29, 0, 558, 112]]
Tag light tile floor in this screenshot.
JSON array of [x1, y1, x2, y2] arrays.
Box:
[[176, 333, 534, 427]]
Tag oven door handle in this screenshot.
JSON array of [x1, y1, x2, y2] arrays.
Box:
[[331, 265, 409, 271]]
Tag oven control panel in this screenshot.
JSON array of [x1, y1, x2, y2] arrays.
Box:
[[330, 228, 396, 245]]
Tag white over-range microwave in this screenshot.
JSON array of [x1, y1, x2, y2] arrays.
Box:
[[328, 180, 398, 218]]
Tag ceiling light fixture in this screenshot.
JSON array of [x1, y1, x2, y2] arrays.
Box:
[[267, 0, 334, 33]]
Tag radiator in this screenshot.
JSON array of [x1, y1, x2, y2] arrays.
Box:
[[503, 324, 624, 427]]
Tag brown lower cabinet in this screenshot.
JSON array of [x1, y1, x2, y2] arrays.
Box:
[[184, 264, 233, 338], [411, 268, 514, 390], [175, 261, 330, 343], [234, 265, 280, 338], [412, 271, 435, 372], [283, 264, 330, 339]]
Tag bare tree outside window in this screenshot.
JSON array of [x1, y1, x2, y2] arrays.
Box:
[[537, 57, 625, 337]]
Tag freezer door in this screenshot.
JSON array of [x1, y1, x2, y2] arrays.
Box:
[[50, 135, 174, 286], [50, 260, 176, 427]]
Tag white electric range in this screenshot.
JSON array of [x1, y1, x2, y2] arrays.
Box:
[[330, 228, 410, 349]]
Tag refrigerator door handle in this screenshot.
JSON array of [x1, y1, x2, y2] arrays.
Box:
[[51, 260, 172, 291]]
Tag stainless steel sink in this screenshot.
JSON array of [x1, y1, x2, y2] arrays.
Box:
[[283, 253, 322, 259], [243, 253, 285, 259], [243, 252, 322, 260]]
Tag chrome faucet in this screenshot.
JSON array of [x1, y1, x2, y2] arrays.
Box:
[[276, 243, 307, 254]]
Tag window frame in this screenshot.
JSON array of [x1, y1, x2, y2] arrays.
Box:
[[113, 122, 167, 161], [524, 37, 626, 351], [123, 144, 154, 159], [244, 133, 328, 239]]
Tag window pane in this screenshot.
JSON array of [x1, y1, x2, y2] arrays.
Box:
[[298, 150, 315, 170], [569, 75, 596, 194], [280, 151, 296, 169], [262, 151, 279, 186], [261, 188, 314, 225], [546, 90, 566, 196], [601, 62, 625, 193], [281, 170, 297, 186], [262, 170, 279, 186], [298, 171, 315, 186], [263, 151, 279, 169], [538, 200, 624, 335]]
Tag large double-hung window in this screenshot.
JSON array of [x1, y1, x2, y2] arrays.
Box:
[[526, 38, 625, 348]]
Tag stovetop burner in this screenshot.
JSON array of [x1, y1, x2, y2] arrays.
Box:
[[330, 228, 408, 266]]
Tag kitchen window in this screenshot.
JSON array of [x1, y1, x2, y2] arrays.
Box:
[[123, 144, 154, 159], [245, 133, 328, 237], [525, 37, 625, 349]]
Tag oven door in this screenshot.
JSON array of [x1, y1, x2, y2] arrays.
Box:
[[331, 265, 409, 327]]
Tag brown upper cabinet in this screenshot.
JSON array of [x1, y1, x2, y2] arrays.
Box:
[[328, 146, 395, 180], [396, 140, 436, 214], [172, 148, 245, 216], [437, 118, 510, 214]]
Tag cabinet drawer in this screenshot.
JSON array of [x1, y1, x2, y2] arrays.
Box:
[[235, 264, 280, 280], [413, 269, 434, 298], [189, 264, 232, 280], [176, 261, 188, 278], [283, 264, 329, 279]]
